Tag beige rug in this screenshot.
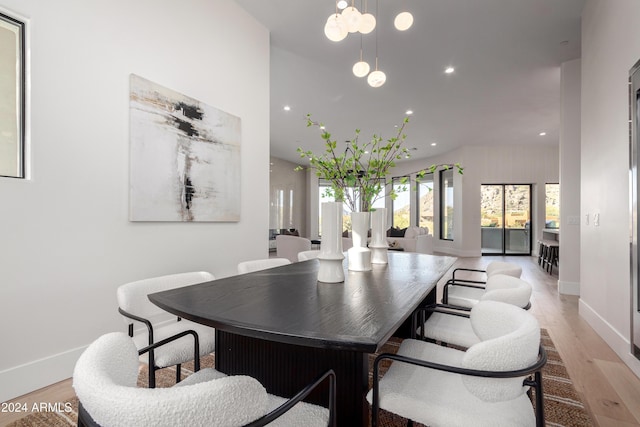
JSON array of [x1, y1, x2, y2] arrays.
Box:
[[6, 329, 592, 426]]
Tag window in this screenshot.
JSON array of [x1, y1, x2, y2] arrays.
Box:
[[392, 177, 410, 228], [318, 180, 386, 235], [440, 169, 454, 240], [545, 183, 560, 229], [371, 183, 386, 211], [416, 174, 434, 232], [318, 180, 342, 235], [0, 12, 26, 178]]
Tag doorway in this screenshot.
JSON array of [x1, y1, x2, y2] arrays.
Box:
[[481, 184, 532, 255]]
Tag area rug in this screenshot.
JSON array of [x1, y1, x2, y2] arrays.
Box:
[[5, 329, 592, 427]]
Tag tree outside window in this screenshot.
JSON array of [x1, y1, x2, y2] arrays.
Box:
[[545, 183, 560, 229], [416, 174, 434, 233], [392, 177, 411, 228]]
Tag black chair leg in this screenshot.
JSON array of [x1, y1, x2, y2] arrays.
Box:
[[149, 365, 156, 389], [176, 363, 182, 383], [78, 403, 100, 427], [535, 370, 545, 427]]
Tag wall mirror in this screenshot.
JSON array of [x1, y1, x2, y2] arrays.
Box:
[[0, 11, 25, 179]]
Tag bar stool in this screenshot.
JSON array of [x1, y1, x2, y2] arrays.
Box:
[[537, 240, 547, 266], [545, 244, 559, 274]]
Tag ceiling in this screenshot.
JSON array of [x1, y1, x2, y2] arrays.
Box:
[[234, 0, 585, 164]]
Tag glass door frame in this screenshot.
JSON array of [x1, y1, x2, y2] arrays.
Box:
[[481, 183, 532, 256]]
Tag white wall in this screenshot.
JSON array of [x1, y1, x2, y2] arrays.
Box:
[[581, 0, 640, 377], [0, 0, 270, 401], [559, 59, 581, 296]]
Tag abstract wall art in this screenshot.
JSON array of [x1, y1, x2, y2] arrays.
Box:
[[129, 74, 241, 222]]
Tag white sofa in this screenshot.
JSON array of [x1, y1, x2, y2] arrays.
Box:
[[341, 226, 433, 254], [387, 226, 433, 254]]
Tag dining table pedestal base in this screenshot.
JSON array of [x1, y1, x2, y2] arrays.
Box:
[[215, 330, 368, 427]]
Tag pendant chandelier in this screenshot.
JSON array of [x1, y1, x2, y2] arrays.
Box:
[[324, 0, 413, 88]]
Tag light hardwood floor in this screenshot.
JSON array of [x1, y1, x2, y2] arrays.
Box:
[[2, 255, 640, 426]]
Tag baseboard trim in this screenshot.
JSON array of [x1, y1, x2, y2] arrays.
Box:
[[0, 345, 86, 402], [558, 280, 580, 296], [579, 299, 640, 378]]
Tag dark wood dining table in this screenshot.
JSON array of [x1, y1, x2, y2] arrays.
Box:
[[149, 251, 456, 426]]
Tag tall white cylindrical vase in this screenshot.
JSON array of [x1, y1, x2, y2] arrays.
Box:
[[317, 202, 345, 283], [348, 211, 372, 271], [370, 208, 389, 264]]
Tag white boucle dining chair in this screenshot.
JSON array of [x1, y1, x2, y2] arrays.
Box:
[[418, 275, 532, 349], [485, 261, 523, 278], [116, 271, 216, 388], [237, 258, 291, 274], [444, 261, 522, 288], [73, 332, 336, 427], [368, 301, 546, 427], [276, 235, 312, 262], [443, 273, 532, 310], [298, 250, 321, 261]]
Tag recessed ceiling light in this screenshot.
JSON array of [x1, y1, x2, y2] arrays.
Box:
[[445, 67, 455, 74], [283, 105, 291, 111], [337, 0, 348, 9], [406, 109, 413, 115], [431, 142, 437, 146], [539, 132, 547, 136]]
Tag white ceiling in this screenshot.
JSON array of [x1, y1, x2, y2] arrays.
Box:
[[234, 0, 585, 164]]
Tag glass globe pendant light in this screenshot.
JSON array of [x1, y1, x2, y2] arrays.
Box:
[[394, 11, 414, 31], [368, 65, 386, 87], [341, 3, 362, 33], [325, 12, 348, 42], [359, 13, 376, 34], [358, 0, 376, 34], [353, 60, 370, 77], [352, 37, 369, 78], [367, 0, 385, 88]]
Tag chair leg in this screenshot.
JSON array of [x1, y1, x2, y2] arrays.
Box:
[[535, 370, 545, 427], [176, 363, 182, 383], [78, 403, 100, 427], [547, 246, 558, 274], [146, 346, 156, 388], [149, 365, 156, 388], [537, 241, 544, 265]]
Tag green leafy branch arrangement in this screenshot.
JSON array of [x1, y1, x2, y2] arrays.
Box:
[[296, 114, 463, 212]]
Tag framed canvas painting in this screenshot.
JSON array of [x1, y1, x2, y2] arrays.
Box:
[[129, 74, 241, 221]]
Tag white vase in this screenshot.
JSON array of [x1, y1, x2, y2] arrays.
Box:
[[348, 211, 372, 271], [317, 202, 345, 283], [369, 208, 389, 264]]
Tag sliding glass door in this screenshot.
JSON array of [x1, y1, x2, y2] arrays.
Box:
[[481, 184, 531, 255]]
